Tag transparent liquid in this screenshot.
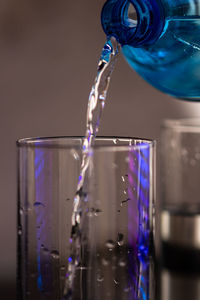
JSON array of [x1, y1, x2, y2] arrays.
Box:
[[161, 209, 200, 271], [123, 17, 200, 100], [62, 38, 120, 299]]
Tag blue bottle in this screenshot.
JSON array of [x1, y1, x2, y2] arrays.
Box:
[[101, 0, 200, 100]]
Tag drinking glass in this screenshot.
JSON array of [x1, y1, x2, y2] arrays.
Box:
[[17, 136, 155, 300], [160, 119, 200, 270]]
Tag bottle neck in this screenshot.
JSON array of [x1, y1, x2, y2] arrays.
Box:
[[101, 0, 164, 47]]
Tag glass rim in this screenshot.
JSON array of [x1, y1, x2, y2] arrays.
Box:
[[162, 118, 200, 132], [17, 136, 155, 151]]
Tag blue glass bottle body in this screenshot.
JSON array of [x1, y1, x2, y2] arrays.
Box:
[[102, 0, 200, 100]]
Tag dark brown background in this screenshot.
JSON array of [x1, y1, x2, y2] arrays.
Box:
[[1, 0, 200, 297]]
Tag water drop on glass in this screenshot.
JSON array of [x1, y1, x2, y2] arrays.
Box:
[[94, 208, 102, 216], [70, 149, 80, 160], [118, 259, 126, 267], [117, 233, 124, 246], [51, 250, 60, 259], [124, 286, 132, 293], [97, 273, 104, 282], [114, 278, 119, 285], [102, 258, 109, 266], [105, 240, 115, 250], [113, 138, 119, 145]]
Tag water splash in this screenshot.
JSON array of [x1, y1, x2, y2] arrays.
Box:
[[62, 37, 120, 299]]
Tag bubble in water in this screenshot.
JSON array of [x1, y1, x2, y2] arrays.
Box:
[[117, 233, 124, 246], [105, 240, 115, 250], [50, 250, 60, 259]]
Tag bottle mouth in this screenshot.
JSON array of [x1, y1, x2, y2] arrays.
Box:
[[101, 0, 164, 47], [122, 1, 138, 28]]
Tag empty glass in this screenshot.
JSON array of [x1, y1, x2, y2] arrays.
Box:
[[17, 137, 155, 300]]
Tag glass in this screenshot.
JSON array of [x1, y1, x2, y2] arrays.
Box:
[[160, 119, 200, 271], [17, 136, 155, 300]]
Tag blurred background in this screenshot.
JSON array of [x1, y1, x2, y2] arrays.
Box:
[[1, 0, 200, 297]]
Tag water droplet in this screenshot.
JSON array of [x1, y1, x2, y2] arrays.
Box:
[[70, 149, 80, 160], [87, 207, 102, 217], [118, 259, 126, 267], [87, 208, 95, 217], [105, 240, 115, 250], [112, 163, 118, 169], [114, 278, 119, 285], [102, 258, 109, 266], [181, 149, 188, 156], [120, 198, 130, 207], [60, 266, 65, 271], [97, 273, 104, 282], [117, 233, 124, 246], [113, 138, 119, 145], [50, 250, 60, 259], [94, 208, 102, 216], [124, 286, 132, 293], [34, 202, 45, 208]]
